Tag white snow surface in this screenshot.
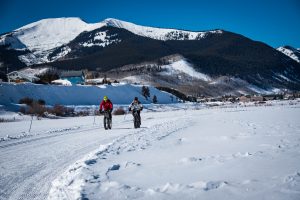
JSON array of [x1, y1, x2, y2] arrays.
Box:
[[51, 79, 72, 86], [277, 46, 300, 63], [0, 101, 300, 200], [104, 18, 223, 41], [47, 101, 300, 200], [0, 17, 222, 52], [49, 46, 72, 61], [0, 17, 223, 66], [159, 59, 211, 81], [2, 17, 105, 51], [275, 73, 293, 82], [247, 84, 283, 95], [0, 82, 178, 106], [18, 67, 49, 76], [80, 31, 121, 48], [0, 17, 106, 65]]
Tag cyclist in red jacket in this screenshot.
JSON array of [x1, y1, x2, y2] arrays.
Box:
[[99, 96, 113, 119]]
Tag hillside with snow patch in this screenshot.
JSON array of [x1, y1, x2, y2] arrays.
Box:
[[103, 18, 223, 41], [0, 17, 221, 55], [277, 46, 300, 63], [159, 59, 211, 81], [0, 18, 105, 51], [0, 83, 178, 108], [0, 17, 223, 66], [1, 18, 300, 95]]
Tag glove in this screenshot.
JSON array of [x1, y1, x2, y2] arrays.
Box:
[[99, 110, 103, 114], [128, 108, 131, 111]]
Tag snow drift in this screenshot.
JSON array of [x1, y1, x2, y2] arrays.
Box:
[[0, 83, 178, 107]]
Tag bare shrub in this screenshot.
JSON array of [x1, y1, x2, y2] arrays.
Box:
[[19, 107, 26, 114], [28, 101, 46, 117], [48, 105, 75, 117], [51, 104, 66, 116], [38, 99, 46, 105], [77, 110, 90, 116], [19, 97, 33, 106], [65, 107, 75, 116], [0, 118, 18, 123], [18, 98, 47, 116], [113, 107, 126, 115]]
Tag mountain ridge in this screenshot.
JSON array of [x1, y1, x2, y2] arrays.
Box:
[[1, 17, 300, 96], [277, 45, 300, 63]]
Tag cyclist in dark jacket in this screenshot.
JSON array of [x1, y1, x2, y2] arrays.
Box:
[[128, 97, 143, 124]]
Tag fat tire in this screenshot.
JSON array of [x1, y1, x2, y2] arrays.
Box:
[[104, 117, 108, 130], [108, 118, 112, 129]]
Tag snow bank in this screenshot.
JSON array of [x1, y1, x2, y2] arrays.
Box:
[[51, 79, 72, 86], [0, 83, 178, 107], [47, 103, 300, 200], [160, 59, 211, 81]]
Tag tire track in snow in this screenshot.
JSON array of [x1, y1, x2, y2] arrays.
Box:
[[0, 116, 138, 200], [0, 126, 93, 149], [0, 115, 135, 149], [47, 115, 192, 200]]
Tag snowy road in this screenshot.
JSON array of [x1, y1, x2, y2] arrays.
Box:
[[1, 102, 300, 200], [49, 103, 300, 200], [0, 113, 159, 200]]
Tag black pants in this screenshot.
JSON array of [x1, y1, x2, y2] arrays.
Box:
[[103, 110, 112, 119], [132, 111, 141, 123]]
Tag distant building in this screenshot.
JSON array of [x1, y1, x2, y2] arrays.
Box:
[[251, 95, 264, 102], [196, 97, 207, 103], [7, 71, 40, 83], [60, 71, 85, 85], [284, 94, 295, 100], [263, 95, 276, 101], [239, 95, 251, 102], [187, 95, 197, 102], [85, 77, 112, 85]]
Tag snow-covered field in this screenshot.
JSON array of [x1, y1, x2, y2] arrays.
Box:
[[0, 83, 178, 109], [0, 101, 300, 200]]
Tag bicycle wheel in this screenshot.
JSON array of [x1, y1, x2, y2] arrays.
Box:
[[108, 118, 112, 129], [104, 117, 108, 130], [134, 115, 140, 128]]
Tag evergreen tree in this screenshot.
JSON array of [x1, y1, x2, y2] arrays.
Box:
[[37, 68, 59, 84], [153, 95, 158, 103], [142, 86, 150, 100], [170, 95, 174, 102]]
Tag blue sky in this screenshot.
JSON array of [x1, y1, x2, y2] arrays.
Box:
[[1, 0, 300, 47]]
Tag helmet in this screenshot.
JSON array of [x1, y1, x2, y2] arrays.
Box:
[[134, 97, 138, 101], [103, 96, 108, 101]]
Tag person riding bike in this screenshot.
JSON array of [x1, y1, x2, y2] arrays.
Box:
[[128, 97, 143, 125], [99, 95, 113, 119]]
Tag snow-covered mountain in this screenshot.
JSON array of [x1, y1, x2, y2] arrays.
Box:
[[0, 18, 221, 52], [0, 18, 106, 51], [113, 56, 284, 96], [0, 17, 223, 66], [103, 18, 223, 41], [277, 46, 300, 63], [1, 17, 300, 95]]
